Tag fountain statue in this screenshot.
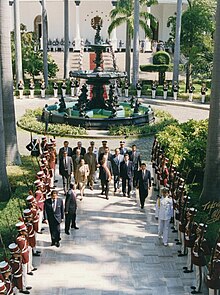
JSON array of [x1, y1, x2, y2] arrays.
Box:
[[44, 16, 154, 129]]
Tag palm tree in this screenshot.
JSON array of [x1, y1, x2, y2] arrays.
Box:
[[41, 0, 48, 86], [172, 0, 183, 84], [200, 0, 220, 203], [0, 74, 11, 201], [132, 0, 140, 86], [108, 0, 157, 82], [64, 0, 69, 79], [13, 0, 23, 85], [0, 0, 21, 165]]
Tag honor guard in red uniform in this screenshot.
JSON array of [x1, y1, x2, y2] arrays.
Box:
[[191, 223, 210, 294], [8, 243, 30, 294], [183, 208, 198, 273], [0, 261, 13, 295], [207, 242, 220, 294], [23, 209, 38, 276], [34, 182, 45, 233], [15, 222, 29, 292]]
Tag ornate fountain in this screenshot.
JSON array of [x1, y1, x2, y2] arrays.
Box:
[[45, 16, 154, 129], [69, 15, 127, 110]]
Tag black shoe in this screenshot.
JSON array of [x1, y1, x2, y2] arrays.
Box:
[[27, 272, 33, 276], [106, 196, 109, 200], [191, 291, 202, 294], [74, 227, 79, 230], [19, 290, 30, 294], [26, 287, 32, 290], [37, 231, 43, 234], [183, 266, 187, 270], [176, 242, 181, 245], [141, 206, 144, 209], [32, 268, 37, 271], [65, 231, 70, 235], [171, 226, 175, 230], [33, 252, 40, 257], [55, 242, 60, 247], [54, 180, 58, 183], [172, 230, 178, 233], [101, 191, 104, 195], [114, 189, 117, 193], [51, 242, 55, 246], [127, 195, 130, 198], [191, 286, 196, 290], [178, 253, 187, 257], [36, 250, 41, 253], [174, 239, 179, 242], [123, 193, 126, 197], [184, 270, 193, 273]]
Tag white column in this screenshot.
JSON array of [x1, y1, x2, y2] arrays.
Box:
[[111, 1, 118, 52], [145, 6, 152, 52], [74, 0, 81, 51]]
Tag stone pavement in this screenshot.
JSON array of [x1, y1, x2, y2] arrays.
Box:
[[14, 96, 210, 294], [28, 172, 206, 295]]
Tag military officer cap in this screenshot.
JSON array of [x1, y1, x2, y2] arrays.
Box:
[[23, 209, 33, 218], [8, 243, 20, 254], [0, 280, 6, 293], [26, 195, 35, 203], [15, 221, 27, 232], [0, 261, 11, 274], [102, 140, 107, 143], [188, 207, 197, 215]]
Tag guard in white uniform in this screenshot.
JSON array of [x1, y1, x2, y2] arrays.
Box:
[[158, 187, 173, 246]]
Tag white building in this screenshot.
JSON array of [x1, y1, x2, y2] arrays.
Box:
[[10, 0, 188, 51]]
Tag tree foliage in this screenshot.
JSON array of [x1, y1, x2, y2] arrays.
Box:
[[11, 27, 59, 80], [156, 119, 208, 182], [167, 0, 216, 81]]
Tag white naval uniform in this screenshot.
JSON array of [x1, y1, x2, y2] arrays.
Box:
[[158, 196, 173, 245]]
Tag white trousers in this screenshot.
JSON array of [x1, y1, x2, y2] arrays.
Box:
[[27, 246, 33, 273], [152, 90, 156, 99], [54, 89, 58, 98], [189, 93, 193, 102], [180, 231, 185, 254], [71, 88, 74, 97], [38, 210, 44, 232], [41, 89, 45, 98], [74, 87, 79, 96], [163, 91, 167, 100], [118, 88, 122, 97], [195, 265, 204, 292], [29, 90, 34, 99], [173, 92, 178, 100], [209, 289, 219, 295], [19, 90, 24, 99], [22, 263, 28, 289], [137, 90, 141, 98], [186, 247, 192, 270], [201, 94, 206, 103], [62, 89, 66, 97], [125, 89, 129, 97], [158, 219, 170, 245]]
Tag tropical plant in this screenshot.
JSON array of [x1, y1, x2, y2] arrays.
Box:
[[167, 0, 216, 89], [108, 0, 157, 82], [11, 30, 59, 80], [201, 0, 220, 203]]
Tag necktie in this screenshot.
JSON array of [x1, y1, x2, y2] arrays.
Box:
[[65, 158, 67, 169], [142, 171, 145, 179], [52, 200, 56, 211]]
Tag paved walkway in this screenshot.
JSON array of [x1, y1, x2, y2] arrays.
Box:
[[28, 174, 204, 295], [14, 96, 209, 295]]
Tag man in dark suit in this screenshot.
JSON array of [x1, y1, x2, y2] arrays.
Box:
[[44, 190, 64, 247], [120, 153, 133, 197], [72, 141, 86, 156], [128, 144, 141, 188], [58, 141, 72, 160], [111, 148, 124, 193], [136, 163, 151, 209], [99, 155, 113, 200], [119, 141, 128, 156], [59, 151, 73, 194], [64, 183, 79, 235], [98, 146, 112, 164]]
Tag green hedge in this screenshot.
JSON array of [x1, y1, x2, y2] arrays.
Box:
[[152, 51, 171, 65], [140, 64, 169, 72], [18, 108, 87, 137]]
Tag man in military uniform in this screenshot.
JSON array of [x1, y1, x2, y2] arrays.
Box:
[[191, 223, 210, 294], [18, 80, 24, 99], [61, 80, 67, 97], [28, 79, 35, 99], [163, 81, 169, 100], [0, 261, 13, 295], [40, 79, 46, 98], [136, 80, 142, 98], [151, 81, 157, 99], [206, 242, 220, 295], [172, 81, 179, 100], [53, 82, 58, 98]]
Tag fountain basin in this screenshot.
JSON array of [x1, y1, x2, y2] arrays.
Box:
[[46, 101, 155, 130]]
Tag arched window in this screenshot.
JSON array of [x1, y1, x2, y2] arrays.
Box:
[[34, 15, 42, 41]]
